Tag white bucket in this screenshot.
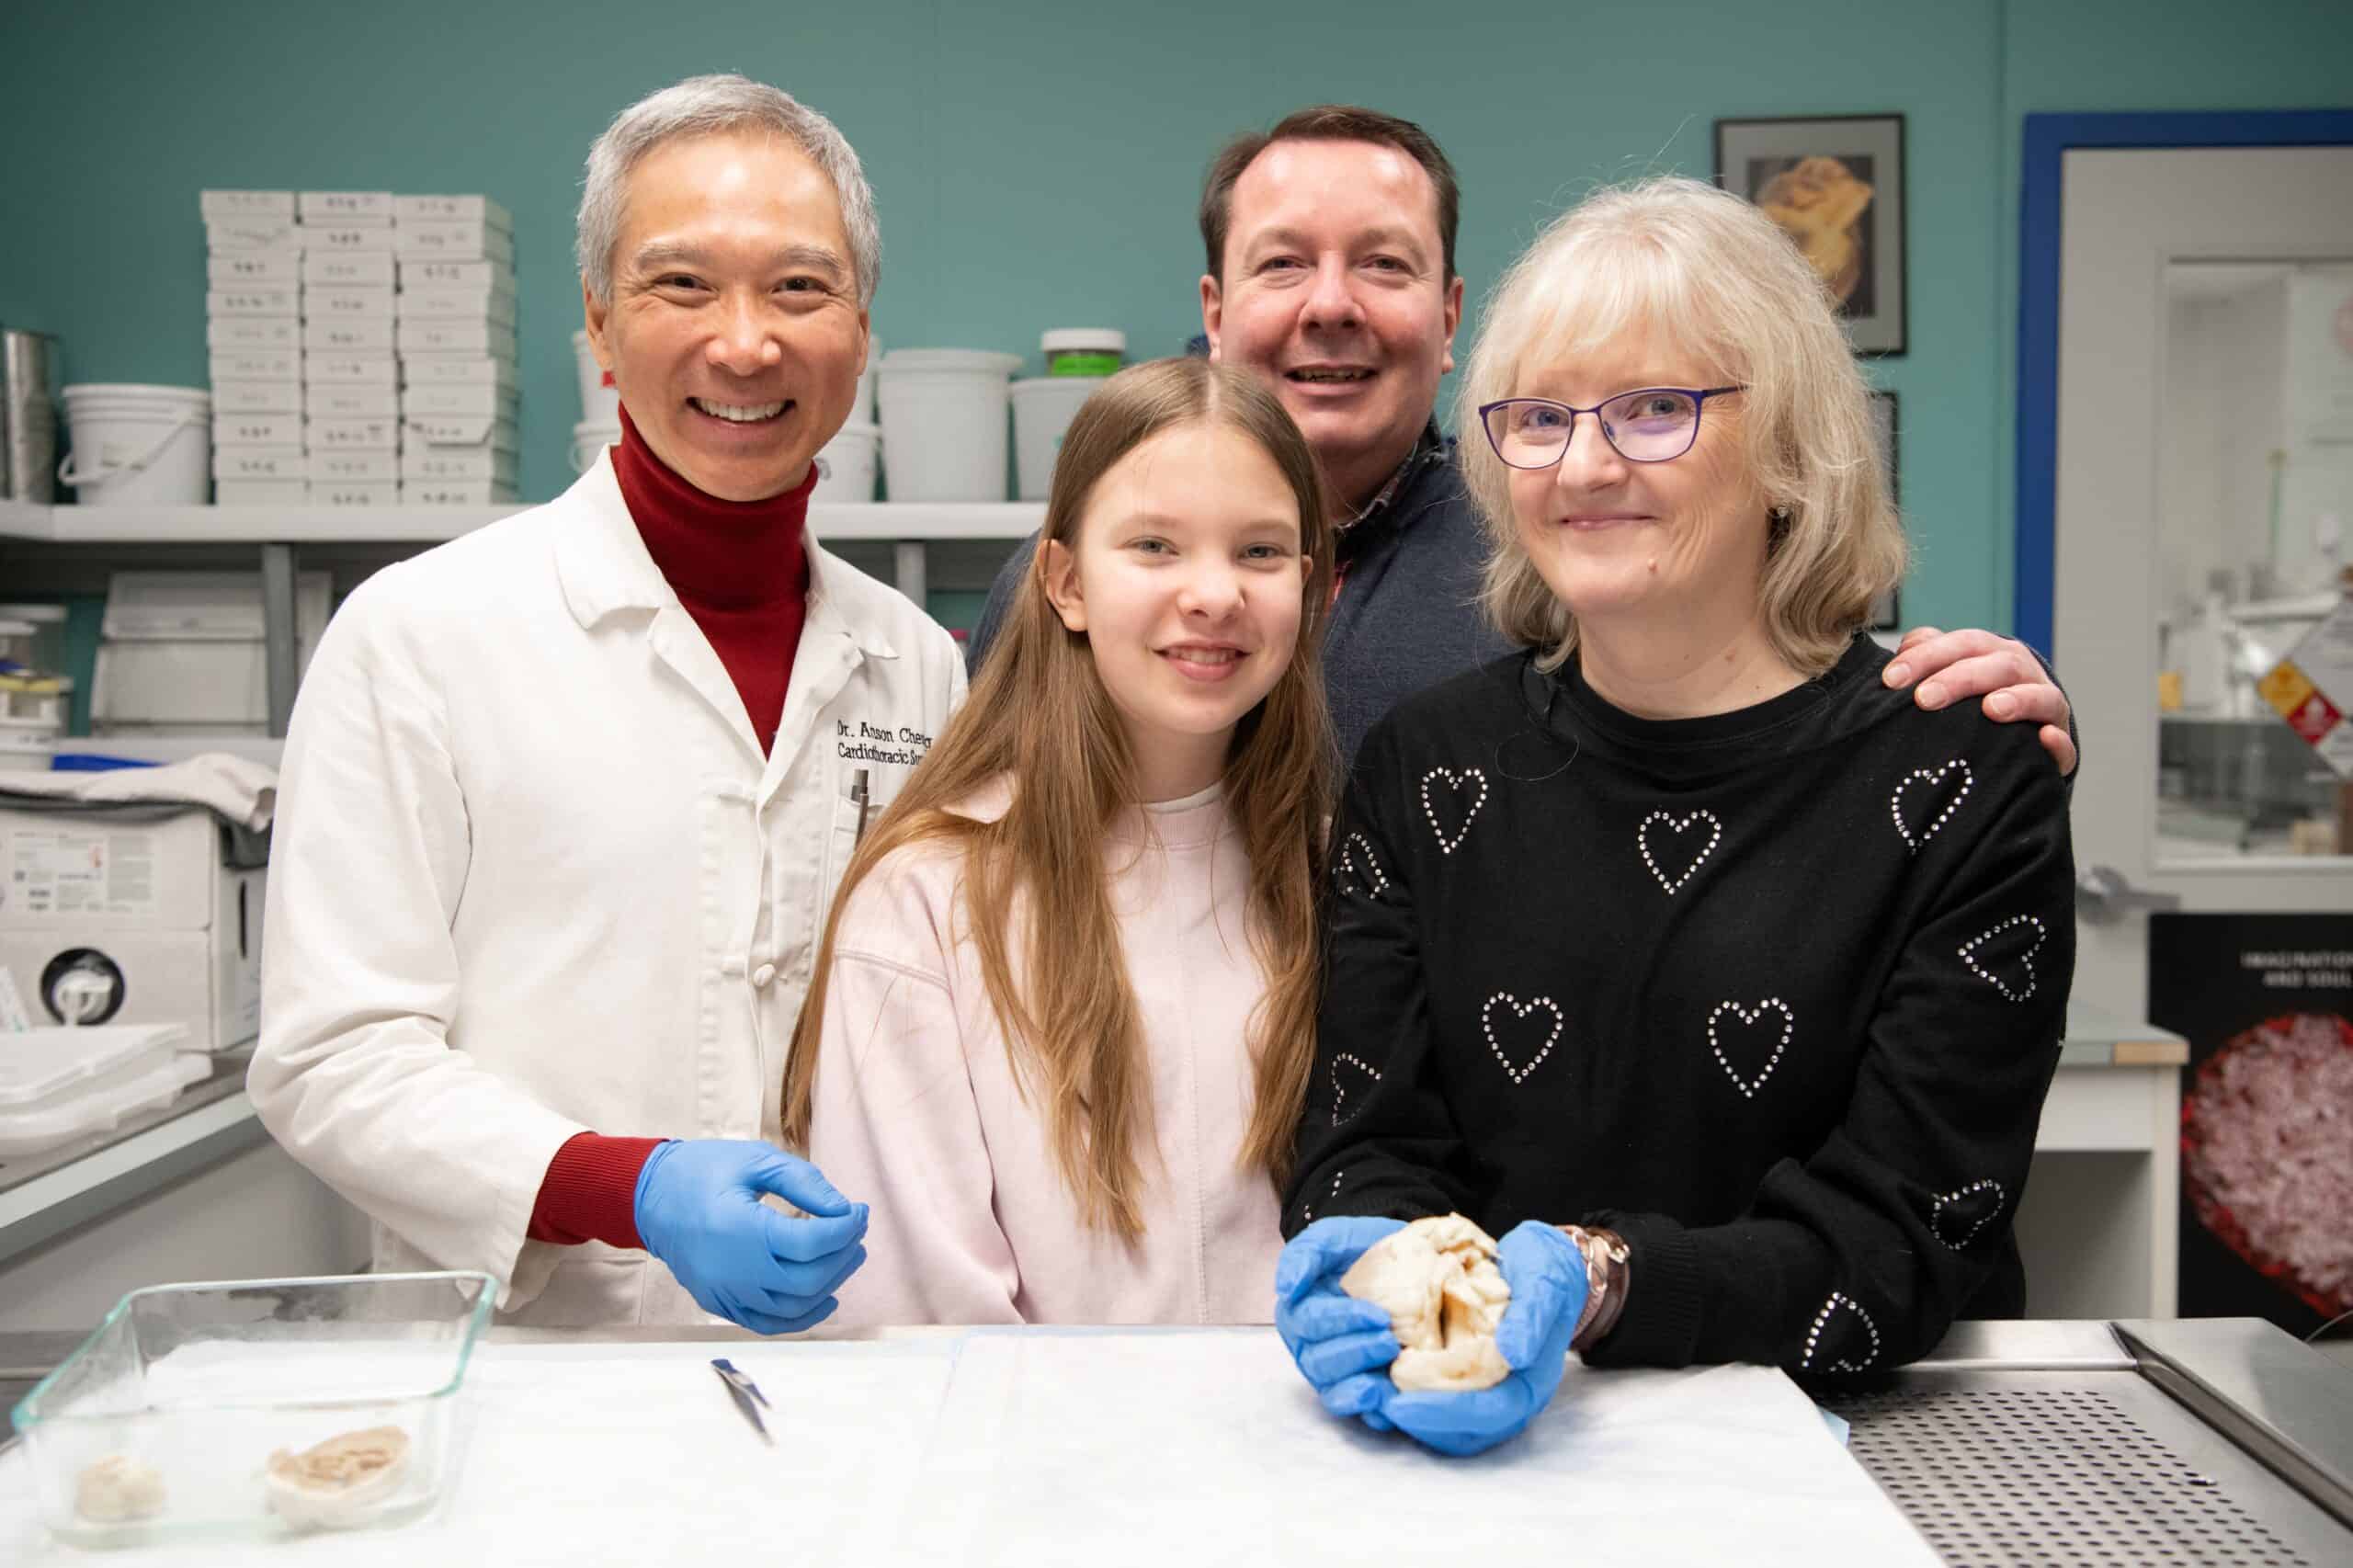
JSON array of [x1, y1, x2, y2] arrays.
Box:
[[1010, 376, 1108, 501], [876, 349, 1020, 502], [813, 422, 880, 503], [570, 420, 620, 474], [573, 331, 620, 426], [0, 713, 59, 772], [58, 385, 210, 506]]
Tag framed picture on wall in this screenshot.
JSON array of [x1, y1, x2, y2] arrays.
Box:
[[1714, 113, 1907, 355], [1870, 389, 1901, 628]]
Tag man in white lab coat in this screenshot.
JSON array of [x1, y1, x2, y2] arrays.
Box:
[[252, 75, 965, 1329]]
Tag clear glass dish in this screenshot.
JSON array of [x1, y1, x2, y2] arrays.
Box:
[[8, 1270, 493, 1548]]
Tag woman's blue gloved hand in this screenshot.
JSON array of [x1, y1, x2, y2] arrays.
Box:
[[1381, 1221, 1589, 1457], [631, 1139, 869, 1335], [1274, 1216, 1406, 1430]]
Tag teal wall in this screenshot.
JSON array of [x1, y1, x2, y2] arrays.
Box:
[[3, 0, 2347, 636]]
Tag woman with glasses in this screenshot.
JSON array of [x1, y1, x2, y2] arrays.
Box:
[[1271, 176, 2075, 1455]]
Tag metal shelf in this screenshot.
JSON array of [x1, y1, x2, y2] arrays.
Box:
[[0, 497, 1042, 545]]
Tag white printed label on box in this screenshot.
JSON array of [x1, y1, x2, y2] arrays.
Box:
[[316, 483, 399, 506], [393, 194, 512, 229], [8, 830, 158, 920], [306, 287, 397, 320], [402, 449, 517, 482], [307, 223, 398, 254], [216, 414, 303, 446], [299, 191, 393, 223], [303, 318, 395, 352], [200, 189, 295, 220], [302, 252, 396, 288], [213, 448, 306, 481], [402, 481, 517, 506], [401, 356, 517, 388], [401, 383, 519, 416], [394, 221, 514, 262], [210, 350, 299, 381], [206, 220, 301, 252], [307, 450, 398, 483], [214, 480, 309, 506], [207, 288, 301, 318], [398, 320, 516, 356], [207, 252, 298, 285], [207, 318, 299, 349], [309, 418, 400, 451], [396, 287, 517, 324], [211, 381, 303, 415], [306, 386, 398, 419], [398, 259, 508, 289], [304, 353, 400, 386], [405, 415, 519, 449]]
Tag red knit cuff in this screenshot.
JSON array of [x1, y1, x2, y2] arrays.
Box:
[[526, 1133, 666, 1250]]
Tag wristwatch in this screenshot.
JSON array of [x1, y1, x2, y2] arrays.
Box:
[[1558, 1223, 1631, 1350]]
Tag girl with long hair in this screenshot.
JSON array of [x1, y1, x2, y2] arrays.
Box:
[[781, 357, 1336, 1324]]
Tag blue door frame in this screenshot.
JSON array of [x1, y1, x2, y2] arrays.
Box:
[[2014, 109, 2353, 655]]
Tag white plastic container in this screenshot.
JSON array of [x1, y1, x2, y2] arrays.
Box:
[[404, 480, 517, 506], [570, 420, 620, 473], [58, 385, 211, 506], [1011, 376, 1108, 501], [0, 1024, 200, 1158], [0, 713, 58, 770], [305, 318, 396, 352], [213, 479, 309, 506], [574, 330, 620, 425], [812, 422, 880, 502], [1041, 327, 1127, 378], [876, 349, 1021, 502]]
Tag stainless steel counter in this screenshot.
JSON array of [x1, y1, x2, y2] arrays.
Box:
[[1816, 1319, 2353, 1565]]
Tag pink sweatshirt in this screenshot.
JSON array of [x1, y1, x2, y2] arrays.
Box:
[[807, 778, 1285, 1326]]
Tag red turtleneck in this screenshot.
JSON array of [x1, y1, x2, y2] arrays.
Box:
[[526, 408, 818, 1252]]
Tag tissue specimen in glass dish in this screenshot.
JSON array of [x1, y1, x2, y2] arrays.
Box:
[[2181, 1011, 2353, 1321]]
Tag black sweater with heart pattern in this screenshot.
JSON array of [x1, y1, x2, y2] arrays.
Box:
[[1284, 635, 2075, 1374]]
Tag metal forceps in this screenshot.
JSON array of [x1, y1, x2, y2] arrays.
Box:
[[710, 1358, 774, 1445]]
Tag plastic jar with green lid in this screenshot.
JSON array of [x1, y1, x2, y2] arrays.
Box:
[[1042, 329, 1125, 378]]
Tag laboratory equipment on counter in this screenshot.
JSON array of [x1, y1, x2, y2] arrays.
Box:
[[92, 570, 329, 733], [1, 328, 59, 503], [8, 1271, 492, 1547], [709, 1358, 773, 1444], [0, 802, 264, 1050], [0, 1023, 202, 1160]]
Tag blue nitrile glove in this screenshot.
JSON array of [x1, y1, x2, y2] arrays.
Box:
[[632, 1140, 870, 1335], [1274, 1216, 1406, 1430], [1381, 1221, 1589, 1457]]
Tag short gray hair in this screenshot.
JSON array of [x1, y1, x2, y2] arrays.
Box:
[[576, 74, 881, 307]]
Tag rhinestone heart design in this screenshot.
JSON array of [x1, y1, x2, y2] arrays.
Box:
[[1802, 1291, 1881, 1372], [1480, 992, 1563, 1085], [1420, 767, 1489, 855], [1329, 1053, 1381, 1126], [1335, 833, 1391, 899], [1892, 759, 1974, 853], [1638, 809, 1722, 895], [1708, 997, 1795, 1099], [1929, 1178, 2005, 1249], [1959, 915, 2047, 1003]]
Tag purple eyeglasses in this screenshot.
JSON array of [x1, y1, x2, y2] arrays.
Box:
[[1478, 385, 1745, 467]]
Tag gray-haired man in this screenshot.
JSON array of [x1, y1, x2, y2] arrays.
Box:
[[252, 75, 962, 1331]]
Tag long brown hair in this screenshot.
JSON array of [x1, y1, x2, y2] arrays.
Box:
[[782, 357, 1336, 1239]]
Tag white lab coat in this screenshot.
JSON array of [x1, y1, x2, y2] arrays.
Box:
[[250, 452, 966, 1324]]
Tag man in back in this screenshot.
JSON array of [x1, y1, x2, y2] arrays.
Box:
[[969, 107, 2075, 770]]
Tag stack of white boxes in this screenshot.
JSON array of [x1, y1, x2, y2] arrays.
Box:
[[301, 191, 402, 506], [396, 197, 518, 505], [203, 192, 306, 505]]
